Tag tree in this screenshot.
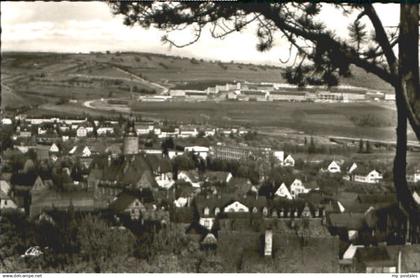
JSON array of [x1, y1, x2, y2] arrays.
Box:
[[77, 215, 136, 270], [108, 2, 420, 236], [358, 139, 364, 153], [365, 140, 372, 153]]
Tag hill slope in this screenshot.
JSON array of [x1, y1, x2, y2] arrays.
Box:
[[1, 51, 393, 108]]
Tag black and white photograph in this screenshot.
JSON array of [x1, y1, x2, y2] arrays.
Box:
[[1, 1, 420, 275]]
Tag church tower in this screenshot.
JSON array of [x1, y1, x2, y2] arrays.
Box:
[[123, 115, 138, 155]]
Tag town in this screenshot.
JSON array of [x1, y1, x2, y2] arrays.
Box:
[[1, 110, 420, 273]]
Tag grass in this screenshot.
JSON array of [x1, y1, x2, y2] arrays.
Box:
[[130, 101, 399, 140]]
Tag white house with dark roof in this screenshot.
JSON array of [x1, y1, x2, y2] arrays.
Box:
[[177, 170, 201, 188], [274, 182, 292, 200], [283, 154, 295, 167], [49, 143, 59, 153], [327, 160, 341, 173], [354, 169, 383, 184]]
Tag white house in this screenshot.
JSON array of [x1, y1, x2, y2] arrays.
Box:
[[327, 160, 341, 174], [199, 209, 216, 230], [168, 150, 184, 159], [283, 155, 295, 167], [0, 180, 11, 195], [177, 170, 201, 188], [273, 151, 284, 164], [290, 179, 310, 198], [274, 182, 292, 200], [1, 118, 12, 125], [0, 191, 17, 210], [223, 201, 249, 213], [49, 143, 59, 153], [76, 126, 87, 137], [354, 169, 383, 184], [97, 127, 114, 136]]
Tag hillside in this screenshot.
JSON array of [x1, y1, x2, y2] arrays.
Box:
[[1, 51, 393, 108]]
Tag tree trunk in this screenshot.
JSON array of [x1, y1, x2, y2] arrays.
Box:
[[400, 4, 420, 139], [394, 3, 420, 243]]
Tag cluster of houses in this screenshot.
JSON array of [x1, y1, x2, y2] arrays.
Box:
[[1, 115, 420, 273], [3, 115, 250, 141], [165, 81, 394, 103]]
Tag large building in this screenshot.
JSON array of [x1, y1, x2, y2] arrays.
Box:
[[211, 144, 271, 161]]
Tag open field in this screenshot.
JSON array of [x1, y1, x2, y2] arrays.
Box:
[[129, 101, 407, 140]]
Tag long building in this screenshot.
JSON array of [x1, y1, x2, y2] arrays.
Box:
[[211, 144, 271, 160]]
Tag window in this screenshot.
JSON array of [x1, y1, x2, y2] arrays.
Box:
[[215, 207, 220, 215], [252, 207, 258, 213], [4, 200, 7, 205]]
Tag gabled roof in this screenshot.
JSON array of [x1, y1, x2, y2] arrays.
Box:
[[328, 212, 366, 230], [179, 170, 201, 183], [201, 233, 217, 245], [109, 192, 144, 213]]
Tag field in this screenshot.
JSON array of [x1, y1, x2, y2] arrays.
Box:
[[129, 101, 407, 141]]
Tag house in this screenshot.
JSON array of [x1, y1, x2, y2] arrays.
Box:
[[274, 182, 292, 200], [177, 170, 202, 188], [68, 145, 92, 158], [354, 169, 383, 184], [407, 169, 420, 184], [76, 126, 88, 137], [88, 154, 159, 202], [273, 151, 284, 164], [0, 190, 18, 210], [30, 182, 101, 217], [202, 171, 233, 184], [290, 179, 310, 198], [97, 126, 114, 136], [1, 118, 12, 125], [327, 160, 341, 173], [354, 246, 397, 273], [184, 146, 209, 159], [109, 192, 146, 220], [348, 162, 358, 174], [155, 170, 175, 189], [327, 212, 366, 241], [179, 127, 198, 138], [195, 195, 230, 230], [173, 182, 196, 207], [0, 180, 11, 195], [283, 154, 295, 167], [223, 201, 250, 213]]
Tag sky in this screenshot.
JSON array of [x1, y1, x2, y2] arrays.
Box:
[[1, 1, 399, 65]]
